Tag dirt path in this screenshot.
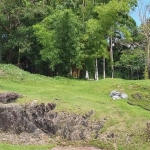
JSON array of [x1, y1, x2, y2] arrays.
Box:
[[51, 146, 102, 150]]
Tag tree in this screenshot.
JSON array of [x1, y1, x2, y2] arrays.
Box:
[[33, 9, 83, 76], [94, 0, 136, 78], [84, 18, 108, 80], [78, 0, 110, 80], [137, 0, 150, 79], [115, 49, 145, 79], [0, 0, 47, 64], [0, 0, 138, 78]]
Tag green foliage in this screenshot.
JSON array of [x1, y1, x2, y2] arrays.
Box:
[[0, 0, 139, 79], [115, 49, 145, 79], [115, 49, 145, 69], [0, 0, 47, 64], [93, 0, 136, 78], [83, 18, 108, 76], [94, 0, 130, 31], [33, 9, 83, 75], [85, 18, 108, 57]]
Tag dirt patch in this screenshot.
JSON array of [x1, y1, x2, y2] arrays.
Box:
[[52, 146, 102, 150], [0, 70, 5, 76], [0, 131, 50, 145]]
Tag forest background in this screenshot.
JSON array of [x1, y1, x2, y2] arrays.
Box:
[[0, 0, 149, 80]]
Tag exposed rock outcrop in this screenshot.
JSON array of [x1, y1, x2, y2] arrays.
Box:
[[0, 103, 104, 141], [0, 92, 22, 103]]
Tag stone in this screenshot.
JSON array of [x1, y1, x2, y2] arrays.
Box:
[[0, 92, 22, 103], [121, 93, 128, 99], [110, 90, 128, 100], [112, 95, 121, 100]]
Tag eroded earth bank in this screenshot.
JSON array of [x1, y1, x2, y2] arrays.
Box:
[[0, 92, 106, 150]]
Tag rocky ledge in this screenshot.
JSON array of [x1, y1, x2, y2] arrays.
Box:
[[0, 101, 104, 143]]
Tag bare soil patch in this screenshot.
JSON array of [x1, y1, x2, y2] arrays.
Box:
[[0, 131, 50, 145], [0, 70, 5, 76], [52, 146, 102, 150]]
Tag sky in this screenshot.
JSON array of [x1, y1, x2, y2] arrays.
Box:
[[130, 0, 150, 26]]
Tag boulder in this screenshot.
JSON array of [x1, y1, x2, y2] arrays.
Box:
[[121, 93, 128, 99], [110, 90, 128, 100]]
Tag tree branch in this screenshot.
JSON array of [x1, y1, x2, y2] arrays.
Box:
[[0, 23, 10, 32]]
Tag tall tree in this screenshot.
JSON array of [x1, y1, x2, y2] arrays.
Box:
[[84, 18, 108, 80], [94, 0, 136, 78], [137, 0, 150, 79], [33, 9, 83, 76], [78, 0, 110, 80], [0, 0, 47, 64]]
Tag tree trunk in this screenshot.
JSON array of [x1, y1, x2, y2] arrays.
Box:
[[103, 57, 106, 79], [95, 58, 98, 81], [145, 39, 150, 79], [110, 36, 114, 78], [147, 40, 150, 78], [70, 68, 73, 77], [0, 46, 1, 62], [85, 70, 89, 80], [6, 49, 13, 63]]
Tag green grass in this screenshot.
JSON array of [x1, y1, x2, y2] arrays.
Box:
[[0, 143, 54, 150], [0, 64, 150, 150]]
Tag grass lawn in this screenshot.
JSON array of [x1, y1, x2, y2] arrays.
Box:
[[0, 64, 150, 150], [0, 143, 54, 150]]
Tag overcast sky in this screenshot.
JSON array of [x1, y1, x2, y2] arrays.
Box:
[[130, 0, 150, 26]]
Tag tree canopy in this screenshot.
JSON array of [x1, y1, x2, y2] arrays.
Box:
[[1, 0, 145, 80]]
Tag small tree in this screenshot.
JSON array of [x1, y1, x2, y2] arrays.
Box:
[[138, 0, 150, 79]]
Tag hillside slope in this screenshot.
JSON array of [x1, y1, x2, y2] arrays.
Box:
[[0, 64, 150, 150]]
